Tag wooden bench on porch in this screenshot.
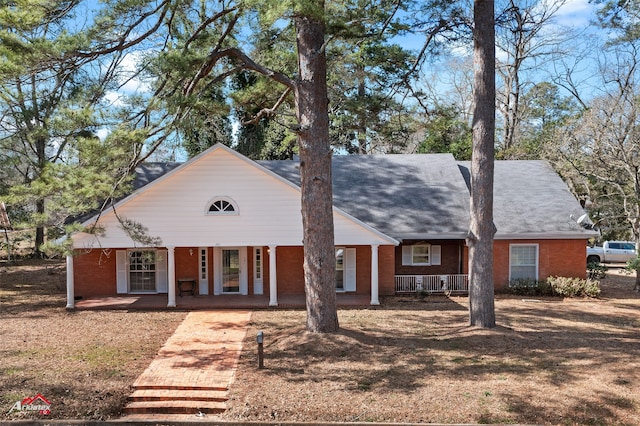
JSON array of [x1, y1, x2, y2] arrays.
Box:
[[177, 278, 197, 296]]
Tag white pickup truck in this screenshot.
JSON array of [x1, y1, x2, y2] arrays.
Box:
[[587, 241, 638, 264]]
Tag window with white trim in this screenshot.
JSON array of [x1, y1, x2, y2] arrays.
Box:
[[206, 197, 238, 215], [335, 247, 356, 292], [510, 244, 538, 281], [128, 250, 156, 292], [255, 248, 262, 280], [402, 244, 441, 266], [335, 248, 345, 290]]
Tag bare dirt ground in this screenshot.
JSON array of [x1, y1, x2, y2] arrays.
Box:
[[1, 259, 639, 425]]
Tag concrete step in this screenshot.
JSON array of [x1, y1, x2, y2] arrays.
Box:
[[123, 400, 226, 415], [129, 388, 227, 402]]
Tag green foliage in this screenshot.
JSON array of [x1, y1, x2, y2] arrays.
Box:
[[417, 104, 472, 160], [626, 255, 640, 272], [587, 261, 608, 280], [594, 0, 640, 42], [507, 278, 552, 296], [507, 277, 600, 298], [500, 82, 580, 160], [547, 276, 601, 298]]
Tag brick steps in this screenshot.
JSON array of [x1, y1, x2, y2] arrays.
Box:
[[133, 384, 228, 392], [120, 311, 251, 419], [129, 388, 227, 402], [124, 387, 228, 415], [124, 399, 226, 415]]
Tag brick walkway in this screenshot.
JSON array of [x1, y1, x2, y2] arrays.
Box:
[[121, 310, 251, 420]]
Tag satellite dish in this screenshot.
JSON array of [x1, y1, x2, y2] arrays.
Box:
[[576, 213, 593, 228]]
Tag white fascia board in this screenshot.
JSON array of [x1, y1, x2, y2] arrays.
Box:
[[495, 230, 599, 240], [396, 232, 469, 241]]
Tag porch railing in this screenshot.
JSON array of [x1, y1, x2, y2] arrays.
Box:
[[395, 274, 469, 294]]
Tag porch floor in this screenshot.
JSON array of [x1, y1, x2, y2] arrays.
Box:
[[73, 293, 374, 310]]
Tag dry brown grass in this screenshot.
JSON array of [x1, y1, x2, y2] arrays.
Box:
[[1, 259, 639, 424], [0, 259, 186, 420], [224, 270, 640, 425]]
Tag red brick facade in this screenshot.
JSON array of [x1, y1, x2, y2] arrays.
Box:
[[493, 239, 587, 290], [72, 239, 588, 300], [73, 249, 118, 297], [73, 244, 397, 300]]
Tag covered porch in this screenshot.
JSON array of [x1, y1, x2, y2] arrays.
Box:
[[395, 274, 469, 294], [72, 293, 373, 310]]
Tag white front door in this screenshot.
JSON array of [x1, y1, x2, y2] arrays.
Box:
[[213, 247, 248, 295], [222, 249, 240, 293]]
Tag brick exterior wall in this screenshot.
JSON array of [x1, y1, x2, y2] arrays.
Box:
[[493, 239, 587, 290], [74, 240, 586, 299], [73, 249, 118, 297], [378, 245, 396, 296], [264, 245, 397, 297]]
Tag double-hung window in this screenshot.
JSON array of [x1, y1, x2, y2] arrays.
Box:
[[509, 244, 538, 281], [129, 250, 157, 292], [401, 244, 441, 266]]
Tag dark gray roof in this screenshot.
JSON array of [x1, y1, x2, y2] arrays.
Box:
[[125, 153, 593, 241], [259, 154, 471, 240], [133, 162, 182, 190], [458, 161, 595, 238]]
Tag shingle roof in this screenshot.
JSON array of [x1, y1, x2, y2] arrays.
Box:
[[133, 162, 182, 190], [126, 149, 594, 242], [259, 154, 471, 240], [458, 160, 595, 239]]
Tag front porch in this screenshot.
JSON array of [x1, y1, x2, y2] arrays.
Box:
[[395, 274, 469, 294], [73, 293, 373, 310]]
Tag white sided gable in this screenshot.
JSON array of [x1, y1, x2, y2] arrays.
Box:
[[72, 144, 396, 249]]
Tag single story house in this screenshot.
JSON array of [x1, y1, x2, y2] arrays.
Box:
[[65, 144, 597, 308]]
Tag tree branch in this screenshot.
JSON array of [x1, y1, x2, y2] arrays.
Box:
[[242, 88, 293, 125]]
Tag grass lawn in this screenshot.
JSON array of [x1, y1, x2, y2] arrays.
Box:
[[1, 259, 639, 424]]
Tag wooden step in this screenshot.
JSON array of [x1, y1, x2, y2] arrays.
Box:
[[124, 400, 226, 415], [129, 389, 227, 402]]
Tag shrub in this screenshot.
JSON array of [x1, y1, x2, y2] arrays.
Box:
[[507, 278, 553, 296], [587, 261, 607, 279], [507, 277, 600, 298], [547, 276, 600, 298]]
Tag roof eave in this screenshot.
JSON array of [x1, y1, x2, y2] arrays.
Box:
[[495, 230, 599, 240]]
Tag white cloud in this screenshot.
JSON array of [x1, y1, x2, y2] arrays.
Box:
[[95, 127, 110, 141], [554, 0, 597, 28], [115, 51, 152, 95]]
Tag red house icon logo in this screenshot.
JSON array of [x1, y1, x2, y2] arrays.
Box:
[[8, 393, 51, 415]]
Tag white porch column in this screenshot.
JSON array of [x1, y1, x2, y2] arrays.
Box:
[[66, 255, 75, 309], [269, 245, 278, 306], [167, 246, 176, 308], [370, 244, 380, 305]]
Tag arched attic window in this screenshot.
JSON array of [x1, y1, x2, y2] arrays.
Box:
[[206, 197, 239, 215]]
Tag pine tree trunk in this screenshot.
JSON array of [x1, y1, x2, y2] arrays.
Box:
[[294, 8, 339, 333], [469, 0, 496, 328], [34, 134, 47, 257]]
